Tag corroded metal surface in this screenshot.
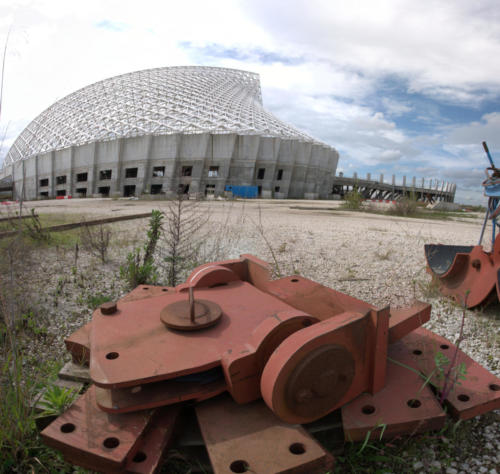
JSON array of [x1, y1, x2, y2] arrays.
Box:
[[196, 394, 335, 474], [392, 327, 500, 420], [260, 310, 387, 424], [48, 255, 500, 473], [342, 339, 446, 441], [41, 386, 155, 472], [425, 243, 497, 308]]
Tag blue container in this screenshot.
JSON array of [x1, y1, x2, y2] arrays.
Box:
[[225, 185, 258, 198]]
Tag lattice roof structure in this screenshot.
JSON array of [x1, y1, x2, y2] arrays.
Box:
[[5, 66, 321, 166]]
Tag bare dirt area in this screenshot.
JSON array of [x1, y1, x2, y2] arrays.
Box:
[[1, 197, 499, 473]]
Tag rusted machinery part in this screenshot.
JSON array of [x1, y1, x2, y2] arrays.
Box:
[[424, 243, 497, 308], [41, 385, 180, 473], [260, 308, 391, 424], [95, 373, 226, 414], [196, 394, 335, 474], [160, 298, 223, 331], [391, 327, 500, 420], [342, 340, 446, 441], [425, 244, 474, 276]]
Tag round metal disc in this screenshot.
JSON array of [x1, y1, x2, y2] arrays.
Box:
[[284, 344, 355, 419], [261, 339, 355, 423], [160, 299, 222, 331]]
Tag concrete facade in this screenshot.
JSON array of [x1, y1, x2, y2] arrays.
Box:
[[1, 133, 338, 200], [0, 66, 339, 199]]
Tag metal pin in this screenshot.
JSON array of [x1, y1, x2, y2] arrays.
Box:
[[189, 286, 195, 323]]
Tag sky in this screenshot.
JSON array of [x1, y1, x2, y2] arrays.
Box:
[[1, 0, 500, 204]]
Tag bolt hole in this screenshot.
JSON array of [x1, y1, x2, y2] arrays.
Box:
[[302, 319, 312, 327], [338, 374, 347, 382], [60, 423, 75, 433], [440, 344, 449, 350], [133, 451, 147, 463], [289, 443, 306, 455], [230, 460, 249, 473], [103, 437, 120, 449], [162, 288, 168, 292], [142, 287, 149, 290], [291, 278, 299, 282], [457, 394, 470, 402], [489, 384, 500, 392], [413, 349, 422, 355], [362, 405, 375, 415], [106, 352, 119, 360], [131, 386, 142, 394], [407, 399, 421, 408]]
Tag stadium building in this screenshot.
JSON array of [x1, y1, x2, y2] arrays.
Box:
[[0, 66, 339, 200]]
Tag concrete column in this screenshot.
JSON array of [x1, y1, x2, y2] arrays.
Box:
[[403, 176, 406, 187], [35, 155, 39, 198], [421, 177, 425, 188], [353, 172, 358, 180], [69, 146, 74, 196], [379, 174, 384, 183], [367, 172, 371, 181], [412, 176, 416, 188], [141, 135, 154, 194], [89, 141, 97, 195], [114, 138, 124, 195], [392, 175, 395, 185], [50, 151, 55, 198], [21, 160, 26, 201]]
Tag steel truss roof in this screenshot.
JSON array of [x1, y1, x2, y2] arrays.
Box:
[[5, 66, 322, 165]]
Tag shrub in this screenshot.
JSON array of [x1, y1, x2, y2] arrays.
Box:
[[342, 189, 363, 210], [120, 210, 163, 289]]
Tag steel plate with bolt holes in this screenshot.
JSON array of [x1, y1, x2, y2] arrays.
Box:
[[41, 386, 155, 473], [90, 277, 313, 389], [393, 327, 500, 419], [124, 405, 181, 474], [342, 341, 446, 441], [196, 394, 334, 474]]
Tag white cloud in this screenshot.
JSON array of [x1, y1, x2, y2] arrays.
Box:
[[241, 0, 500, 103]]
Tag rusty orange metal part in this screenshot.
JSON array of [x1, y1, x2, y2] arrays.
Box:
[[44, 255, 500, 473], [424, 234, 500, 308]]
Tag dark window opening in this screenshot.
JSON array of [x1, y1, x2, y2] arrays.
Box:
[[76, 172, 88, 182], [258, 185, 262, 196], [39, 178, 49, 187], [257, 168, 265, 180], [181, 166, 193, 177], [56, 175, 67, 185], [125, 167, 138, 178], [274, 186, 281, 192], [153, 166, 165, 177], [205, 184, 216, 196], [277, 169, 283, 181], [76, 188, 87, 197], [124, 185, 136, 197], [40, 191, 49, 197], [208, 166, 219, 177], [56, 189, 66, 196], [178, 184, 190, 194], [100, 169, 112, 180], [151, 184, 163, 194], [98, 186, 110, 196]]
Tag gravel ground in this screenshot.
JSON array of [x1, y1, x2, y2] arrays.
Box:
[[3, 197, 499, 473]]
